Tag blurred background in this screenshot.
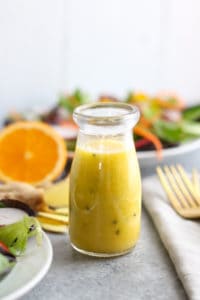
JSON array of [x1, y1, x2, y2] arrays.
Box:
[[0, 0, 200, 118]]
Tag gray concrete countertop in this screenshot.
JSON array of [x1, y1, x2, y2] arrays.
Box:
[[23, 209, 187, 300], [22, 148, 200, 300]]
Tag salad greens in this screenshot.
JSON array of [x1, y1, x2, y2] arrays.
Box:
[[59, 89, 90, 113], [153, 120, 200, 144], [3, 89, 200, 156], [0, 212, 42, 278], [0, 216, 42, 256], [182, 105, 200, 121], [0, 254, 13, 278], [0, 251, 16, 279], [126, 93, 200, 155]]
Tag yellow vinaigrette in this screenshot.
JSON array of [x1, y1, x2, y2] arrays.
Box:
[[69, 141, 141, 255]]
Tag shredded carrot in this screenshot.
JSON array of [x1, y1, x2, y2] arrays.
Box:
[[139, 116, 153, 128], [134, 125, 163, 159]]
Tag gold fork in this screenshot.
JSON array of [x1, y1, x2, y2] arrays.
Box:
[[156, 165, 200, 219]]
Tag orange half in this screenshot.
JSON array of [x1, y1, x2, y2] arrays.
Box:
[[0, 122, 67, 185]]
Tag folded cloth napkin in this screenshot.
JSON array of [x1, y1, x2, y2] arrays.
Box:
[[143, 176, 200, 300]]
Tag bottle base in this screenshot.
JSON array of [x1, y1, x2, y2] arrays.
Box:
[[71, 242, 135, 258]]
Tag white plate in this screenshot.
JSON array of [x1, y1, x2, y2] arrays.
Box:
[[0, 232, 53, 300], [137, 138, 200, 168]]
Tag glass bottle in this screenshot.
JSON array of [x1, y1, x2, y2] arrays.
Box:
[[69, 102, 141, 257]]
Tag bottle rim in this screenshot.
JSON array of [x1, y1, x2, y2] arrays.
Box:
[[73, 102, 140, 126]]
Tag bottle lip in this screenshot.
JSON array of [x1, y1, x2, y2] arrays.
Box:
[[73, 102, 140, 126]]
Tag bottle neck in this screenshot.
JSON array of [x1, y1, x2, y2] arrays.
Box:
[[76, 129, 135, 152]]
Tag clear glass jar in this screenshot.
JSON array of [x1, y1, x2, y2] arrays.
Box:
[[69, 102, 141, 257]]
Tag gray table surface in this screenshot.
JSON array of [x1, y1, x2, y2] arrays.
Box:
[[22, 149, 200, 300]]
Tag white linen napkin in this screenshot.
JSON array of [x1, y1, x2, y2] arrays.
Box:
[[142, 176, 200, 300]]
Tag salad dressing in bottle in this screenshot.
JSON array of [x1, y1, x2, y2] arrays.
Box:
[[69, 103, 141, 257]]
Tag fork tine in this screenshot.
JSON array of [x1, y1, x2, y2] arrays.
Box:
[[156, 167, 182, 212], [169, 165, 196, 208], [192, 169, 200, 195], [177, 164, 200, 205], [164, 166, 190, 208]]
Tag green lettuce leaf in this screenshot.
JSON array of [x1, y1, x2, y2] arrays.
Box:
[[59, 89, 90, 113], [153, 120, 200, 143], [0, 253, 15, 277], [0, 216, 42, 256], [182, 105, 200, 121]]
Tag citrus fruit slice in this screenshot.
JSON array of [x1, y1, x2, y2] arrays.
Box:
[[0, 122, 67, 185]]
